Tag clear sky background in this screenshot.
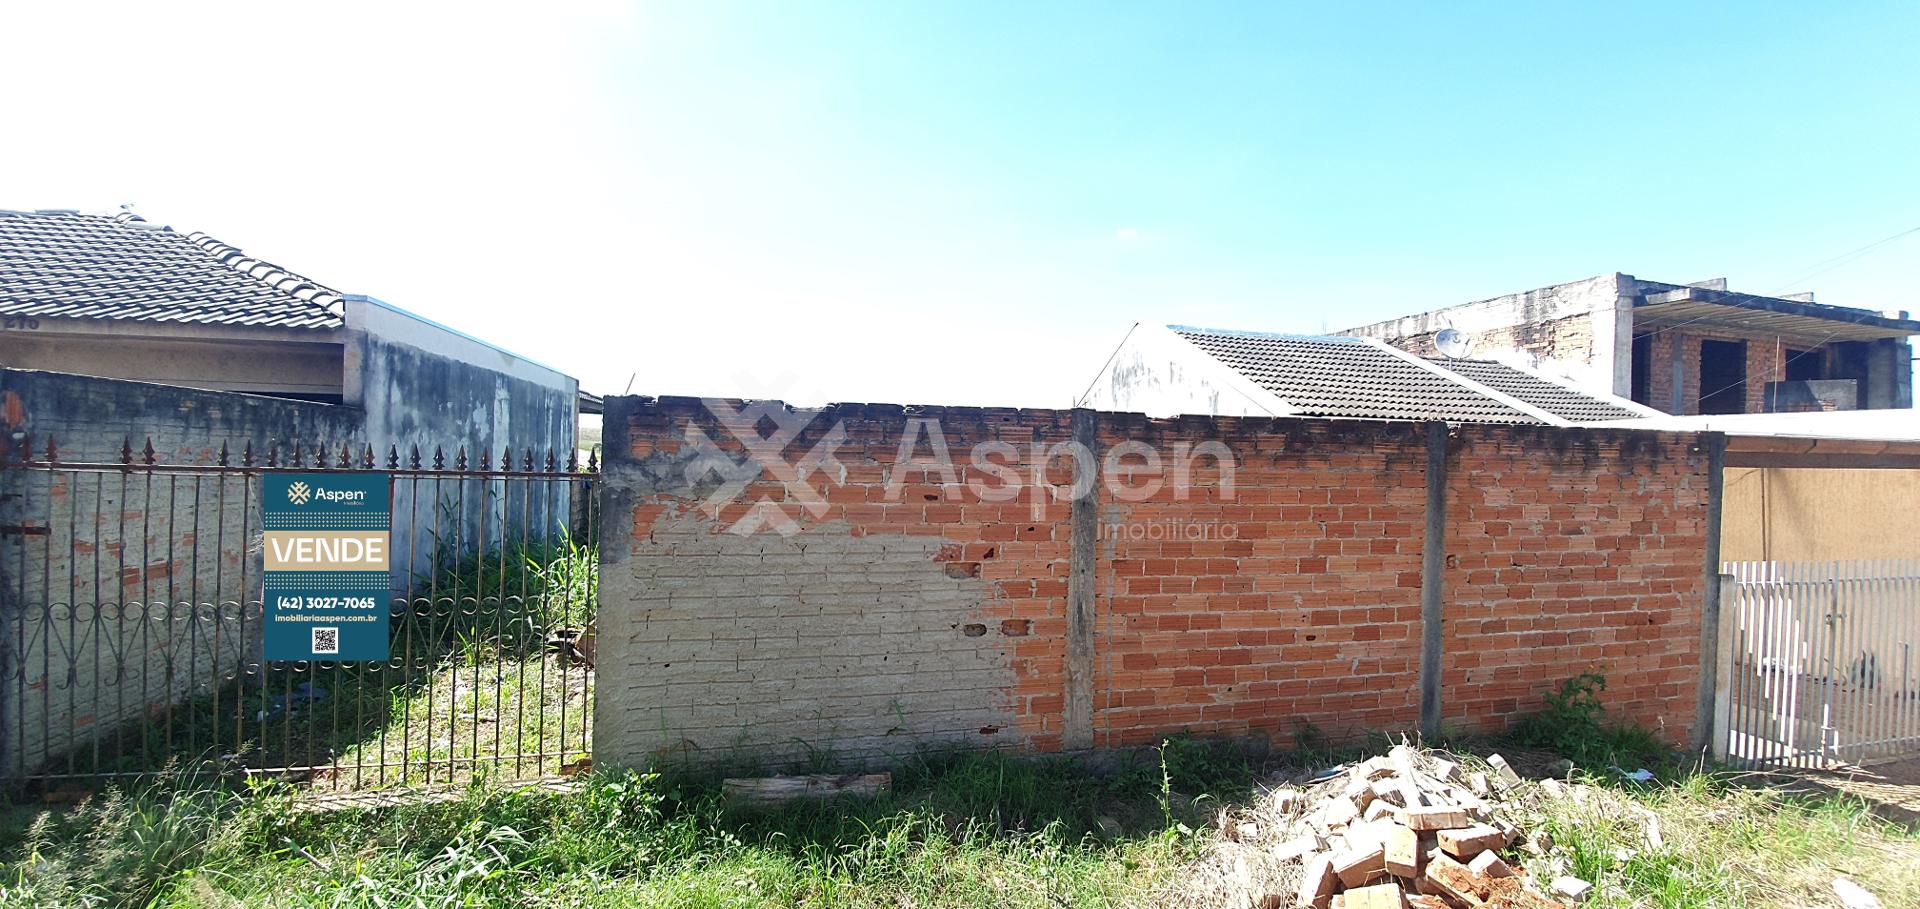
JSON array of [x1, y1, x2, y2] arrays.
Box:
[[3, 2, 1916, 408]]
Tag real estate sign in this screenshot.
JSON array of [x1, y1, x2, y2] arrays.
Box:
[[261, 473, 392, 661]]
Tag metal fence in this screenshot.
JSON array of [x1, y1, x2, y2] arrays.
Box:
[[1718, 559, 1920, 769], [0, 437, 598, 792]]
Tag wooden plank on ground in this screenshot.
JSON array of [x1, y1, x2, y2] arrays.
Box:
[[722, 772, 892, 805]]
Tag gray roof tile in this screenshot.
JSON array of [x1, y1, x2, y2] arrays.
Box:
[[0, 210, 344, 329], [1424, 357, 1644, 422], [1171, 327, 1543, 424]]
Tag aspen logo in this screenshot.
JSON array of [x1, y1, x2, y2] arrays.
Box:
[[263, 472, 391, 661], [285, 481, 368, 506]]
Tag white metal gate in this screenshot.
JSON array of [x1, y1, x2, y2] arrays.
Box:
[[1716, 560, 1920, 768]]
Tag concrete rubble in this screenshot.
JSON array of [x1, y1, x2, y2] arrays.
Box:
[[1177, 745, 1597, 909]]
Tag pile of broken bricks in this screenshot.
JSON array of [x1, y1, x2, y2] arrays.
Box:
[[1203, 745, 1598, 909]]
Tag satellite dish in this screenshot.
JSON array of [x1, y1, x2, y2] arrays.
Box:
[[1434, 327, 1473, 358]]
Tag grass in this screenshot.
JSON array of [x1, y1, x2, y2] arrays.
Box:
[[1529, 767, 1920, 909], [2, 735, 1918, 908], [0, 746, 1222, 909]]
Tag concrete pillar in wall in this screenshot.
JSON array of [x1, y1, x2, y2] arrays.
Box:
[[1595, 274, 1636, 399], [1864, 337, 1912, 409], [1668, 334, 1689, 414]]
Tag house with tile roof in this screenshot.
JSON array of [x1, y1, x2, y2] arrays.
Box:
[[0, 208, 577, 462], [1078, 323, 1659, 425]]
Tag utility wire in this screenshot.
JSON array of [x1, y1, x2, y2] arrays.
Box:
[[1076, 322, 1140, 408], [1772, 225, 1920, 294], [1651, 224, 1920, 407], [1632, 223, 1918, 344]]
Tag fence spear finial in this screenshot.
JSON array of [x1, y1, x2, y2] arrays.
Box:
[[362, 444, 375, 469], [141, 437, 156, 466], [588, 445, 599, 473], [478, 447, 491, 471], [456, 446, 468, 471], [217, 441, 230, 467], [338, 442, 352, 468], [388, 444, 400, 470], [566, 447, 579, 472], [433, 446, 444, 471], [121, 437, 134, 466], [544, 447, 556, 473], [522, 447, 534, 472], [244, 441, 257, 467], [410, 444, 422, 470], [291, 440, 302, 467], [502, 445, 513, 474]]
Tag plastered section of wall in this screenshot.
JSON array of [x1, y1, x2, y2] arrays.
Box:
[[1721, 467, 1920, 562]]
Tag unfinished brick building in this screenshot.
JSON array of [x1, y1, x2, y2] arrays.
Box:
[[595, 395, 1717, 770], [1339, 274, 1917, 415]]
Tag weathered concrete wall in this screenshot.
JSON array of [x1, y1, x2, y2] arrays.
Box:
[[1340, 274, 1630, 396], [344, 297, 579, 584], [0, 368, 361, 463], [0, 369, 362, 775], [597, 396, 1712, 770], [345, 297, 577, 460], [1722, 467, 1920, 562]]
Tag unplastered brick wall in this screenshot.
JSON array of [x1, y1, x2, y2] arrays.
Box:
[[1442, 428, 1707, 741], [597, 396, 1712, 770], [1638, 327, 1816, 415], [1089, 415, 1430, 748]]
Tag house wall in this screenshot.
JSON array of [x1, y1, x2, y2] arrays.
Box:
[[344, 297, 580, 584], [1079, 324, 1293, 418], [345, 297, 576, 461], [0, 369, 362, 775], [1721, 467, 1920, 562], [595, 396, 1710, 769], [0, 328, 344, 400]]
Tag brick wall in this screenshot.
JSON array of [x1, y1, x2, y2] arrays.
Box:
[[1638, 327, 1808, 415], [1442, 429, 1706, 741], [597, 396, 1712, 769]]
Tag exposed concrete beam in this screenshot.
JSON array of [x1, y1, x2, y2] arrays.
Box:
[[1638, 288, 1920, 334]]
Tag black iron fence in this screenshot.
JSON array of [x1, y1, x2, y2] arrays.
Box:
[[0, 437, 598, 792]]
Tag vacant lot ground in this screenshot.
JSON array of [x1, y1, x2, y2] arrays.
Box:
[[2, 736, 1917, 909]]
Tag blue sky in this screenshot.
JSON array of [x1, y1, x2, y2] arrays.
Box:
[[3, 2, 1916, 407]]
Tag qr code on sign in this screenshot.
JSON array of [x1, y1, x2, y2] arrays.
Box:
[[312, 627, 340, 655]]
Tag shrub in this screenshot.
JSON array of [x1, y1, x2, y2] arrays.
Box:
[[1515, 672, 1666, 768]]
